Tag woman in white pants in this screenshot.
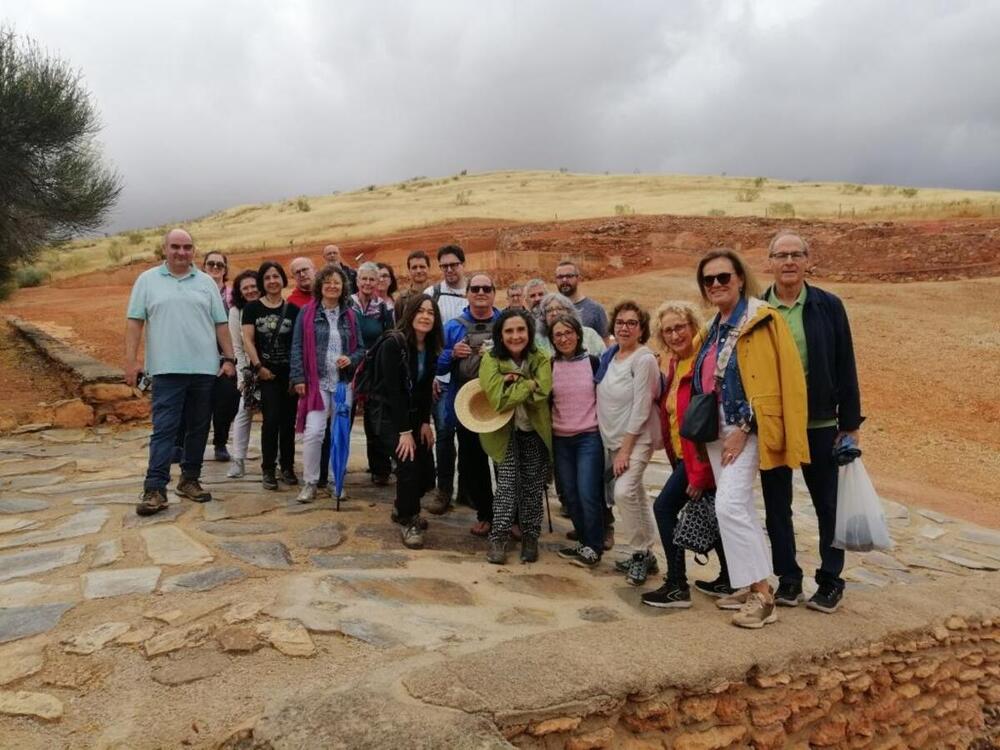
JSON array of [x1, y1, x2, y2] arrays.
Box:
[[596, 300, 662, 586], [226, 270, 261, 478], [289, 265, 365, 502], [691, 248, 808, 629]]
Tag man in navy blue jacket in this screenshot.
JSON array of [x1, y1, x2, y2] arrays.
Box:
[[761, 231, 864, 614]]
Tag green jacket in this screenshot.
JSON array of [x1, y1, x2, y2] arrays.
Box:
[[478, 347, 553, 463]]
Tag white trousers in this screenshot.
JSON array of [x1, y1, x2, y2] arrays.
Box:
[[609, 443, 657, 555], [302, 389, 334, 485], [231, 398, 253, 461], [706, 421, 772, 590]]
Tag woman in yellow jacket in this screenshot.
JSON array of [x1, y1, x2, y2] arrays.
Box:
[[690, 248, 808, 630]]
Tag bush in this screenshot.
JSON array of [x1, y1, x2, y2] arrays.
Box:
[[15, 265, 49, 287], [614, 204, 635, 216], [768, 202, 796, 218], [455, 190, 472, 206], [753, 176, 767, 188], [295, 197, 311, 212], [840, 183, 871, 195], [707, 208, 726, 217], [735, 188, 760, 202], [106, 243, 125, 263], [881, 185, 898, 196], [366, 185, 375, 192], [900, 187, 919, 198]]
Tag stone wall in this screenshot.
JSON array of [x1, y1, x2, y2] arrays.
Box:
[[503, 616, 998, 750]]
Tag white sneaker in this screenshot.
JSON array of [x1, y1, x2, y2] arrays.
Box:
[[297, 482, 317, 504], [226, 459, 245, 479], [716, 587, 750, 611]]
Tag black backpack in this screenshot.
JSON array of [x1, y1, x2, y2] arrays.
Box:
[[351, 330, 410, 406]]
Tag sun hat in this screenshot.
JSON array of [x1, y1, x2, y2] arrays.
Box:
[[454, 380, 512, 434]]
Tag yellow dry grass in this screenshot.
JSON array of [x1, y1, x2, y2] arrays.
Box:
[[39, 170, 1000, 278]]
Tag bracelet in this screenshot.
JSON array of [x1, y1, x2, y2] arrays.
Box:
[[220, 357, 236, 365]]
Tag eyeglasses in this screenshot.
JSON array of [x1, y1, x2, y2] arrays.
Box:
[[469, 285, 493, 294], [552, 330, 577, 340], [439, 262, 461, 270], [701, 272, 733, 288], [614, 319, 640, 329], [661, 324, 690, 338], [544, 306, 567, 315], [168, 243, 194, 251], [770, 251, 807, 261], [292, 268, 312, 276], [555, 273, 578, 281], [205, 261, 226, 269]]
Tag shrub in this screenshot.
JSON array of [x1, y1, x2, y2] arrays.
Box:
[[707, 208, 726, 217], [295, 197, 311, 212], [900, 187, 919, 198], [366, 185, 375, 192], [126, 230, 144, 245], [840, 183, 871, 195], [735, 188, 760, 202], [459, 169, 467, 176], [455, 190, 472, 206], [106, 243, 125, 263], [614, 204, 635, 216], [768, 202, 796, 218], [15, 265, 49, 287], [881, 185, 898, 196], [753, 176, 767, 188]]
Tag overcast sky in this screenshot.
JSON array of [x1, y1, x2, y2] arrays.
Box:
[[6, 0, 1000, 233]]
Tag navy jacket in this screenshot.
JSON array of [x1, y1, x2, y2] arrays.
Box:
[[764, 282, 864, 432]]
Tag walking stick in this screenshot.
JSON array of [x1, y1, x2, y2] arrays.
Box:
[[544, 485, 553, 533]]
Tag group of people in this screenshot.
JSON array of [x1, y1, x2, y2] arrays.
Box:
[[125, 227, 862, 630]]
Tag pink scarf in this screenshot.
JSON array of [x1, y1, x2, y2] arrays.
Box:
[[295, 300, 326, 433]]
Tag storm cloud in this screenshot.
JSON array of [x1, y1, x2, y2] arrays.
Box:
[[6, 0, 1000, 232]]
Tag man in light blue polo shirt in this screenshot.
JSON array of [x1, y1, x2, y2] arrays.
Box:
[[124, 228, 237, 516]]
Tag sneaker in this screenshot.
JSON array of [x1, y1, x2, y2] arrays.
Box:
[[486, 539, 507, 565], [775, 580, 805, 607], [135, 488, 168, 516], [214, 446, 231, 462], [372, 474, 391, 487], [603, 525, 615, 552], [571, 546, 601, 569], [732, 591, 778, 629], [694, 577, 737, 599], [626, 551, 658, 587], [425, 489, 452, 515], [296, 482, 317, 504], [176, 478, 212, 503], [226, 459, 245, 479], [262, 470, 278, 491], [642, 582, 693, 609], [807, 584, 843, 614], [557, 544, 583, 561], [390, 508, 428, 529], [614, 557, 632, 573], [520, 536, 539, 563], [280, 468, 299, 486], [716, 588, 750, 610], [401, 518, 425, 550]]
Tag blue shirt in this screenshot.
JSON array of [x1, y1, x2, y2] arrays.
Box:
[[126, 263, 227, 376]]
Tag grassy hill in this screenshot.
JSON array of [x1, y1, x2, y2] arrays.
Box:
[[32, 170, 1000, 280]]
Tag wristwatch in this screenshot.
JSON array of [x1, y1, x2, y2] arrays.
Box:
[[220, 357, 237, 365], [738, 420, 753, 434]]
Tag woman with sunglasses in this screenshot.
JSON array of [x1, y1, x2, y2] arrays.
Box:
[[691, 248, 808, 629], [225, 269, 261, 478], [200, 251, 239, 461], [596, 300, 662, 586]]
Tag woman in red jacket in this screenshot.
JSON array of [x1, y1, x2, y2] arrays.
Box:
[[642, 301, 732, 609]]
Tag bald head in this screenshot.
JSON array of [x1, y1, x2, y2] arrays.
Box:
[[323, 245, 342, 267], [163, 228, 195, 275], [289, 256, 316, 292]]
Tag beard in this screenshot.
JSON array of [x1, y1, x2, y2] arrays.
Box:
[[558, 282, 576, 296]]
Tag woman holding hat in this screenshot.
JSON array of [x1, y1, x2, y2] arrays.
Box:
[[477, 308, 553, 565]]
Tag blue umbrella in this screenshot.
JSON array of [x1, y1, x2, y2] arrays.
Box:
[[328, 381, 353, 510]]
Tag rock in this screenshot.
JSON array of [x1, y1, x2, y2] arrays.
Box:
[[200, 520, 283, 536], [0, 507, 109, 550], [223, 601, 265, 624], [323, 576, 474, 606], [0, 581, 77, 608], [102, 398, 151, 421], [578, 606, 622, 623], [844, 568, 891, 587], [673, 725, 747, 750], [337, 619, 404, 647], [151, 649, 228, 685], [0, 690, 63, 720], [39, 658, 112, 690], [958, 528, 1000, 547], [50, 399, 96, 428], [143, 599, 230, 626], [0, 498, 50, 514], [297, 522, 345, 550], [495, 607, 554, 626], [496, 573, 594, 599], [38, 427, 97, 444], [90, 539, 124, 568], [945, 616, 967, 630], [917, 509, 951, 524], [918, 526, 947, 541], [140, 526, 214, 566], [160, 566, 246, 593], [528, 716, 581, 735], [82, 383, 136, 403], [0, 544, 84, 584], [74, 493, 159, 505], [11, 423, 51, 434], [216, 626, 262, 653], [0, 642, 45, 685], [0, 518, 41, 535], [256, 620, 315, 656], [121, 503, 188, 527], [936, 552, 999, 571], [219, 540, 292, 569], [0, 457, 76, 478], [0, 603, 75, 644], [202, 495, 284, 522], [862, 551, 908, 571], [565, 728, 616, 750], [116, 624, 156, 645], [61, 622, 130, 655], [881, 499, 910, 520], [143, 623, 213, 658], [310, 552, 408, 570], [82, 567, 161, 599]]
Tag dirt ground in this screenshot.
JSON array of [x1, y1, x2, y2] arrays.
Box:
[[2, 213, 998, 525]]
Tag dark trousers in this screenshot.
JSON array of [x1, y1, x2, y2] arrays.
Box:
[[363, 404, 393, 479], [760, 425, 844, 591], [456, 421, 493, 523], [211, 374, 241, 449], [553, 431, 605, 553], [258, 372, 298, 473], [376, 420, 436, 521], [653, 462, 730, 587], [433, 383, 456, 494], [145, 374, 214, 491]]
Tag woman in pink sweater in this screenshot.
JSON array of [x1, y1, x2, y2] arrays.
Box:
[[550, 314, 606, 568]]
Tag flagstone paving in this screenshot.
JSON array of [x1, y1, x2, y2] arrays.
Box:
[[0, 423, 996, 747]]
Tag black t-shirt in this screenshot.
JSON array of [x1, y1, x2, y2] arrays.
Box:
[[242, 300, 300, 370]]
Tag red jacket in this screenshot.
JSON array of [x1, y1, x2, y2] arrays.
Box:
[[659, 356, 716, 491]]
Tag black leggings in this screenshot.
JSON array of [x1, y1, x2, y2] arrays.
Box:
[[259, 372, 298, 473]]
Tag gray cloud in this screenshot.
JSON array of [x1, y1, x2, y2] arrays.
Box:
[[6, 0, 999, 233]]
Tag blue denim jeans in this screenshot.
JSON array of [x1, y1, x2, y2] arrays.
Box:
[[432, 381, 456, 494], [145, 374, 215, 491], [553, 431, 605, 553]]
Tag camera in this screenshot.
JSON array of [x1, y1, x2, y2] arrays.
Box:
[[136, 372, 152, 393]]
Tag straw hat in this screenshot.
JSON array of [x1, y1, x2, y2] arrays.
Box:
[[454, 380, 512, 434]]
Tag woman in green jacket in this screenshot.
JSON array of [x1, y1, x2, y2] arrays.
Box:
[[479, 308, 553, 565]]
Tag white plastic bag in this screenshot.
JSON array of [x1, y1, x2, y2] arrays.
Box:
[[833, 458, 893, 552]]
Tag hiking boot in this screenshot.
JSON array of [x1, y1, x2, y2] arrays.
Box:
[[136, 488, 168, 516], [807, 584, 844, 614], [557, 544, 583, 561], [775, 580, 806, 607], [401, 518, 425, 550], [520, 536, 539, 563], [716, 588, 750, 610], [571, 546, 601, 569], [280, 468, 299, 486], [694, 576, 737, 599], [603, 524, 615, 551], [642, 582, 693, 609], [626, 551, 657, 586], [390, 508, 428, 529], [732, 591, 778, 629], [425, 489, 452, 515], [176, 478, 212, 503], [226, 459, 245, 479], [372, 473, 391, 487], [262, 470, 279, 491], [486, 539, 507, 565], [214, 446, 231, 462], [296, 482, 317, 504]]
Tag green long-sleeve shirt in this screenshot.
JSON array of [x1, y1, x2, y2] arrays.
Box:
[[477, 348, 553, 463]]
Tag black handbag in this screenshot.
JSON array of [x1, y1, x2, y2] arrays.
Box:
[[679, 392, 719, 443], [673, 492, 720, 565]]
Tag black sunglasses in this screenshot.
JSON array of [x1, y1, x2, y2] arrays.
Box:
[[469, 284, 494, 293], [702, 272, 733, 288]]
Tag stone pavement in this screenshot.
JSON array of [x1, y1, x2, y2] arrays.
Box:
[[0, 423, 998, 747]]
